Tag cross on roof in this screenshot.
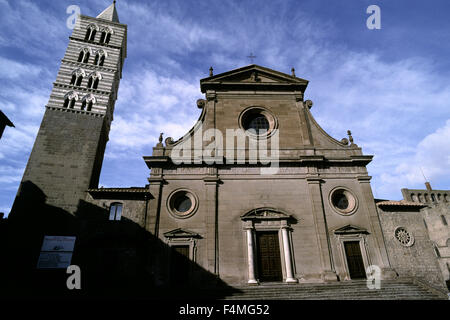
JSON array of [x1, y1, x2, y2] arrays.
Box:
[[247, 53, 256, 64]]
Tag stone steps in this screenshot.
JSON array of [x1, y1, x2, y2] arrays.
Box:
[[197, 280, 447, 300]]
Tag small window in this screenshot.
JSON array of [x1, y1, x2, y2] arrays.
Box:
[[100, 31, 106, 43], [75, 76, 83, 86], [245, 114, 269, 135], [433, 245, 441, 258], [85, 25, 97, 41], [94, 53, 105, 66], [90, 29, 96, 41], [83, 51, 90, 63], [109, 203, 123, 221], [87, 75, 100, 90], [441, 215, 448, 226], [431, 194, 436, 202], [394, 227, 414, 247]]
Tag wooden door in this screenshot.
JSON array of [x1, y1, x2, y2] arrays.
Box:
[[170, 245, 190, 286], [344, 241, 366, 279], [256, 232, 282, 282]]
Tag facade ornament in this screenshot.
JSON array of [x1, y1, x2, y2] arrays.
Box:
[[165, 137, 174, 146], [291, 67, 296, 77], [250, 71, 259, 82], [347, 130, 356, 146], [209, 66, 213, 77], [340, 138, 349, 145], [304, 100, 313, 109], [64, 91, 79, 101], [156, 132, 164, 147], [196, 99, 205, 109], [82, 93, 96, 103], [72, 68, 86, 77]]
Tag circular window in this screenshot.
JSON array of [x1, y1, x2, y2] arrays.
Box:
[[394, 227, 414, 247], [167, 189, 198, 219], [239, 107, 277, 138], [329, 188, 358, 215]]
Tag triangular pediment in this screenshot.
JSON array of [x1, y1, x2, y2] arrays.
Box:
[[333, 225, 369, 235], [241, 207, 291, 220], [163, 228, 201, 238], [200, 65, 308, 93]]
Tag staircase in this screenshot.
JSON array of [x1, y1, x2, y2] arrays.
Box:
[[204, 279, 448, 300]]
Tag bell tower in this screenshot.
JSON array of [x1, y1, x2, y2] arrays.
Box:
[[11, 2, 127, 215]]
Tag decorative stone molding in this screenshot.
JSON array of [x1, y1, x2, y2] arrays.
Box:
[[196, 99, 206, 109], [238, 106, 278, 139], [304, 100, 313, 109], [64, 91, 79, 101], [166, 188, 199, 219], [329, 187, 359, 216], [333, 225, 372, 281], [241, 208, 298, 284], [394, 227, 415, 247]]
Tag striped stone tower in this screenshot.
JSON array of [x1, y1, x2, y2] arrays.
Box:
[[11, 2, 127, 215]]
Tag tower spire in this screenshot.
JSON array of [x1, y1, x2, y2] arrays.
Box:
[[97, 1, 120, 23]]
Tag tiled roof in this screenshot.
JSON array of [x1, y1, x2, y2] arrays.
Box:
[[376, 200, 426, 207], [87, 187, 148, 193]]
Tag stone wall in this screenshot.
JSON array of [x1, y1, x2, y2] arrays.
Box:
[[377, 205, 446, 289]]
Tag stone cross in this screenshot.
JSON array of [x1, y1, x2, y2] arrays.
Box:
[[247, 53, 256, 64]]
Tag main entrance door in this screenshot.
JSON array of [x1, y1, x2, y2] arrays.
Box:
[[170, 245, 190, 286], [344, 241, 366, 279], [256, 231, 282, 282]]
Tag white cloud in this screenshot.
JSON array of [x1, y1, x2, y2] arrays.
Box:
[[373, 120, 450, 198], [0, 56, 42, 79], [106, 70, 203, 156]]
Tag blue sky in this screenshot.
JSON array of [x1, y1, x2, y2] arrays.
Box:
[[0, 0, 449, 215]]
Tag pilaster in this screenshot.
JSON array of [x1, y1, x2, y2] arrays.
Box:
[[306, 176, 338, 281]]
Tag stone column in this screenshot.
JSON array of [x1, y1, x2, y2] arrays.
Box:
[[246, 227, 258, 284], [281, 227, 298, 283]]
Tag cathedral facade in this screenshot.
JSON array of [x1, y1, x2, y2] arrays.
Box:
[[3, 3, 449, 298]]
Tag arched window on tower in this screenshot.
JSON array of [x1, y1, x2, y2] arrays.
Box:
[[70, 69, 85, 87], [94, 50, 107, 66], [63, 91, 78, 109], [85, 24, 98, 41], [87, 71, 101, 90], [81, 94, 96, 111], [99, 27, 113, 44], [78, 48, 90, 63]]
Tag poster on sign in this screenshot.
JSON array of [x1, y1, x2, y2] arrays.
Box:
[[37, 236, 76, 269]]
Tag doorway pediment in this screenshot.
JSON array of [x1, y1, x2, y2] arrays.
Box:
[[333, 224, 369, 235]]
